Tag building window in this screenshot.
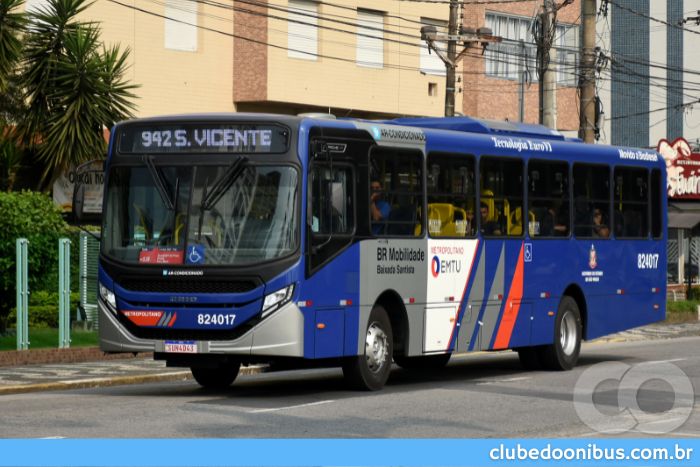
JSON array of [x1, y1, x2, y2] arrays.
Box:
[[165, 0, 198, 52], [556, 23, 579, 87], [356, 9, 384, 68], [485, 13, 578, 86], [288, 0, 318, 60], [420, 17, 447, 76]]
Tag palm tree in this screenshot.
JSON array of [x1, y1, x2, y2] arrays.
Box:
[[19, 0, 137, 189], [0, 0, 26, 191], [0, 0, 25, 94]]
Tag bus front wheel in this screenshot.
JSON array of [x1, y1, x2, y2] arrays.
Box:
[[538, 296, 582, 371], [343, 305, 393, 390], [191, 362, 241, 389]]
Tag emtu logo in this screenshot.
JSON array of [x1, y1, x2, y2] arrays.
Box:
[[431, 256, 440, 278]]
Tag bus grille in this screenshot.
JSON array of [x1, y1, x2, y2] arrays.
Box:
[[119, 279, 257, 294]]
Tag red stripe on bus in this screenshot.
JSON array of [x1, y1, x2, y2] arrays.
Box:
[[447, 240, 480, 350], [168, 313, 177, 327], [492, 244, 525, 350], [122, 310, 163, 327]]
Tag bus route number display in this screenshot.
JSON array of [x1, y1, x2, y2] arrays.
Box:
[[118, 124, 289, 154]]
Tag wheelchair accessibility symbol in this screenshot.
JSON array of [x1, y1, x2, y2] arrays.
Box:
[[186, 244, 205, 265], [524, 243, 532, 263]]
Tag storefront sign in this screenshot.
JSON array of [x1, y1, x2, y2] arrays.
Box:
[[52, 160, 104, 214], [657, 137, 700, 199]]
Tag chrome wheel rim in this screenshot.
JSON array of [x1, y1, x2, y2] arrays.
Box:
[[560, 310, 577, 356], [365, 322, 389, 373]]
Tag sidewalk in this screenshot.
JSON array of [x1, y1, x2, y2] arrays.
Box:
[[0, 321, 698, 396]]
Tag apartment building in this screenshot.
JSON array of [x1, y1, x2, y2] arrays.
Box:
[[25, 0, 580, 129]]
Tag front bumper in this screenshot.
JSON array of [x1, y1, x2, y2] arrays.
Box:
[[98, 299, 305, 357]]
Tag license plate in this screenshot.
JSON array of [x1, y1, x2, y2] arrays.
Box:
[[164, 340, 197, 353]]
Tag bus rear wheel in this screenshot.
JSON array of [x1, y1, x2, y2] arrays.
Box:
[[342, 305, 393, 391], [394, 353, 451, 370], [191, 362, 241, 389], [538, 296, 582, 371]]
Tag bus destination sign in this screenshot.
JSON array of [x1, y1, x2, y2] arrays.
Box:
[[118, 124, 289, 154]]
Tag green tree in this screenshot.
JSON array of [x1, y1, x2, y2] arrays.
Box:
[[19, 0, 136, 189], [0, 0, 27, 192], [0, 191, 67, 331], [0, 0, 25, 94]]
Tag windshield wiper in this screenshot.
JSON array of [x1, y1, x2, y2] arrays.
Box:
[[202, 156, 248, 211], [143, 155, 174, 210]]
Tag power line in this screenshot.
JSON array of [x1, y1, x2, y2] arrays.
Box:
[[109, 0, 700, 124], [606, 0, 700, 36], [397, 0, 537, 4]]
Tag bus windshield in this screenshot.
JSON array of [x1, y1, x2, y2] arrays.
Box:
[[102, 163, 299, 266]]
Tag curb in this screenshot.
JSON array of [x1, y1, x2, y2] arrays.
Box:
[[0, 365, 265, 396]]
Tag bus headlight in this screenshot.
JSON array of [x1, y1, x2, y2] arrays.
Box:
[[262, 284, 295, 318], [99, 283, 117, 312]]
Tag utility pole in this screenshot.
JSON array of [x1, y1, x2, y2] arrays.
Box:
[[445, 0, 460, 118], [540, 0, 556, 128], [421, 3, 501, 117], [537, 0, 572, 128], [518, 39, 526, 122], [579, 0, 597, 143]]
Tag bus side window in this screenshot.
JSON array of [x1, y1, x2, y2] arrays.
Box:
[[308, 164, 355, 271], [370, 148, 424, 237], [479, 157, 523, 237], [573, 164, 610, 238], [614, 166, 649, 238], [426, 153, 476, 237], [310, 165, 354, 236], [528, 160, 569, 238], [651, 169, 662, 238]]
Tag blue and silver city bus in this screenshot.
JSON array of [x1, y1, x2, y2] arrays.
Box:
[[81, 113, 666, 390]]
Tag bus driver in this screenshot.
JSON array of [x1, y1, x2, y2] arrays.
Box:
[[371, 179, 391, 235]]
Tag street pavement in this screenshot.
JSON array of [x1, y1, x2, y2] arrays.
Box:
[[1, 335, 699, 438], [0, 321, 698, 396]]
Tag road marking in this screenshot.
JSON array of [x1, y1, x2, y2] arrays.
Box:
[[639, 358, 688, 365], [37, 436, 66, 439], [475, 376, 531, 385], [248, 400, 335, 414]]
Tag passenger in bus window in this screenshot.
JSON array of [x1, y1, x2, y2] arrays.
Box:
[[480, 203, 501, 235], [592, 209, 610, 238], [371, 179, 391, 235], [542, 205, 568, 236], [465, 209, 475, 236]]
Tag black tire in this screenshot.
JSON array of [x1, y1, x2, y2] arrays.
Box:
[[342, 305, 393, 391], [516, 347, 542, 370], [394, 353, 451, 370], [191, 362, 241, 389], [538, 296, 582, 371]]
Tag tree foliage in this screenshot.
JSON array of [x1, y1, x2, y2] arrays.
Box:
[[0, 191, 68, 331], [13, 0, 137, 189], [0, 0, 25, 93]]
